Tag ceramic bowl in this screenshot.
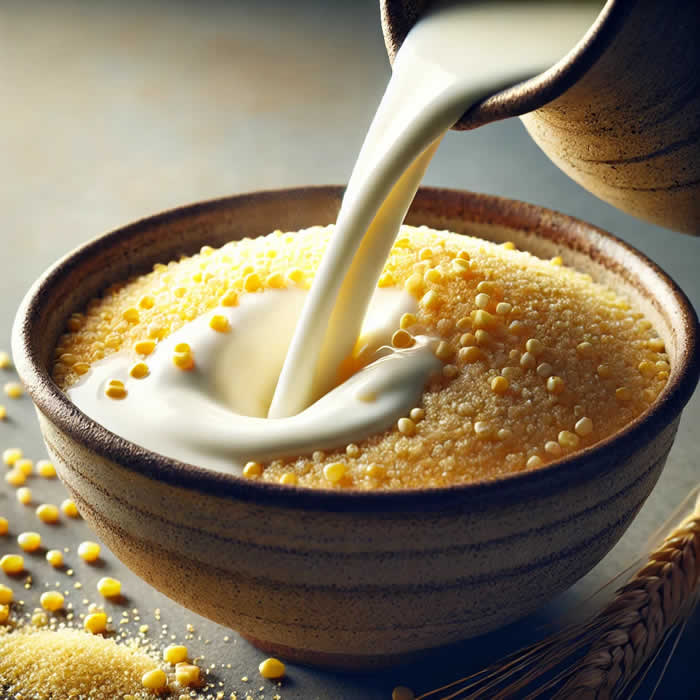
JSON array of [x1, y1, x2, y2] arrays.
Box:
[[12, 187, 699, 669]]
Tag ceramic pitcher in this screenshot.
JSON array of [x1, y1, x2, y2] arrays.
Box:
[[381, 0, 700, 235]]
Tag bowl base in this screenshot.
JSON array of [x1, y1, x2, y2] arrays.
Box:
[[238, 631, 433, 671]]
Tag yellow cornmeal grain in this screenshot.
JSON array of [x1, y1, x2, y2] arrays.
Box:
[[54, 225, 670, 490], [0, 627, 161, 699]]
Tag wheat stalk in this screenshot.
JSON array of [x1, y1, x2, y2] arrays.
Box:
[[415, 487, 700, 700]]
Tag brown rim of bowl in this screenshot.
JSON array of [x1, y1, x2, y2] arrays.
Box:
[[11, 186, 700, 513], [381, 0, 630, 131]]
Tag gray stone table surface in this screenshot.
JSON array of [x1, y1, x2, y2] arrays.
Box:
[[0, 1, 698, 698]]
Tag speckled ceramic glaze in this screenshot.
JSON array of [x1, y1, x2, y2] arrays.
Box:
[[12, 188, 700, 668], [381, 0, 700, 234]]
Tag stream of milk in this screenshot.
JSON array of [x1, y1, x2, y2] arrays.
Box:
[[69, 2, 600, 473], [268, 0, 602, 418]]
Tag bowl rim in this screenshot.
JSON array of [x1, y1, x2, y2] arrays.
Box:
[[12, 186, 700, 512]]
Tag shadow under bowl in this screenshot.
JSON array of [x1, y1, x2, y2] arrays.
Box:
[[11, 187, 700, 669]]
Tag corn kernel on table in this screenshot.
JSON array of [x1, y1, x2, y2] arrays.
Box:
[[1, 1, 698, 698]]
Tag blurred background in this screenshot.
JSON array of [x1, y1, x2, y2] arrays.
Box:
[[1, 1, 698, 698]]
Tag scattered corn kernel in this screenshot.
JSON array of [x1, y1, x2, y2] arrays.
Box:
[[61, 499, 80, 518], [40, 590, 64, 612], [17, 487, 32, 505], [142, 669, 167, 691], [476, 281, 497, 294], [175, 664, 201, 687], [536, 362, 553, 378], [458, 346, 481, 364], [0, 604, 8, 624], [97, 576, 122, 598], [597, 364, 611, 378], [133, 339, 156, 356], [525, 338, 544, 356], [365, 463, 385, 479], [1, 554, 24, 575], [105, 379, 127, 399], [0, 583, 13, 604], [37, 460, 56, 478], [279, 472, 298, 486], [638, 360, 656, 378], [519, 353, 538, 373], [420, 289, 441, 310], [73, 362, 90, 375], [473, 310, 497, 329], [3, 382, 23, 399], [399, 313, 417, 330], [574, 417, 593, 436], [424, 268, 442, 284], [346, 443, 360, 458], [442, 364, 459, 378], [0, 517, 7, 535], [122, 307, 139, 323], [46, 549, 64, 567], [30, 610, 48, 627], [172, 343, 194, 371], [545, 440, 562, 456], [18, 531, 41, 552], [490, 376, 509, 394], [0, 351, 10, 369], [242, 461, 262, 478], [546, 376, 565, 394], [474, 421, 492, 439], [2, 447, 22, 466], [392, 329, 415, 348], [526, 455, 543, 469], [15, 458, 33, 476], [209, 314, 230, 333], [5, 469, 26, 487], [259, 657, 286, 680], [78, 541, 101, 562], [475, 293, 490, 309], [434, 341, 454, 361], [163, 644, 188, 664], [475, 329, 491, 345], [0, 405, 6, 420], [84, 612, 108, 634], [397, 417, 416, 436], [410, 407, 425, 422], [558, 431, 580, 449], [495, 302, 512, 315], [36, 504, 60, 524], [129, 362, 150, 379], [323, 462, 346, 483], [220, 289, 239, 306]]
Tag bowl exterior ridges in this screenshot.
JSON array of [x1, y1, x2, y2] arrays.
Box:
[[13, 186, 699, 668], [40, 410, 677, 665]]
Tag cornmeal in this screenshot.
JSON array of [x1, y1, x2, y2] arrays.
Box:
[[54, 226, 669, 489]]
